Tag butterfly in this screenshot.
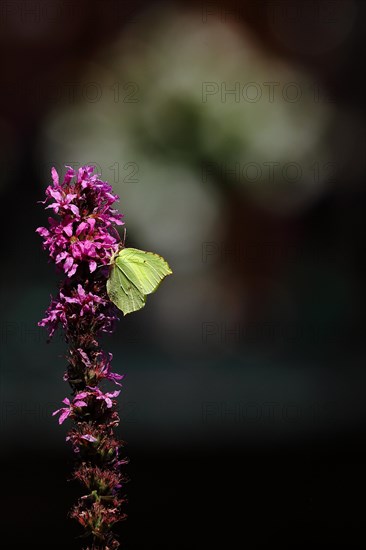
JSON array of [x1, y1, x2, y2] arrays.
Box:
[[107, 247, 172, 315]]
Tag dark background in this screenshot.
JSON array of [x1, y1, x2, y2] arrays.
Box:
[[0, 1, 365, 548]]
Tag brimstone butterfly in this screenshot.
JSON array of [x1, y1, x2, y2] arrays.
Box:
[[106, 247, 173, 315]]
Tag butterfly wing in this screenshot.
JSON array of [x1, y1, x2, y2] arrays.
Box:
[[107, 248, 172, 315], [107, 259, 146, 315], [116, 248, 172, 295]]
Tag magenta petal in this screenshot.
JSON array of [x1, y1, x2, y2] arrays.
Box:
[[77, 167, 85, 183], [76, 221, 88, 236], [78, 349, 91, 367], [51, 167, 59, 186], [67, 263, 78, 277], [74, 400, 87, 408], [63, 222, 73, 237], [81, 434, 97, 443], [87, 218, 96, 231], [63, 166, 75, 184], [48, 189, 62, 201], [109, 378, 122, 387], [56, 252, 67, 263], [109, 372, 124, 386], [64, 256, 74, 272], [36, 227, 49, 237], [89, 260, 97, 273], [77, 284, 86, 298], [45, 203, 60, 213], [63, 295, 78, 304], [70, 204, 80, 216], [70, 242, 82, 260], [59, 409, 70, 425], [75, 391, 89, 400], [83, 240, 92, 252]]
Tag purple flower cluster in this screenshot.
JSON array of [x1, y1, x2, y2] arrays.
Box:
[[39, 283, 117, 341], [53, 387, 121, 426], [37, 166, 127, 550], [37, 165, 123, 278]]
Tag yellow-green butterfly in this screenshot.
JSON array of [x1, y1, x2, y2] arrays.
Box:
[[107, 247, 172, 315]]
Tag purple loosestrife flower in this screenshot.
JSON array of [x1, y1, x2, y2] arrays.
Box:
[[37, 166, 127, 550], [37, 165, 123, 277], [39, 283, 118, 343], [52, 395, 88, 425], [75, 350, 124, 387]]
